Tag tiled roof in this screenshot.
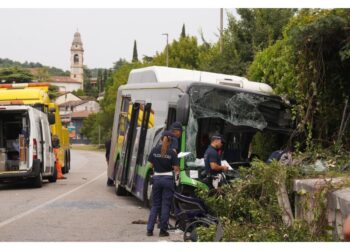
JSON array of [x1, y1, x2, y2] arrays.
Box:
[[50, 76, 81, 83], [79, 96, 96, 101], [70, 110, 94, 118], [59, 100, 89, 107]]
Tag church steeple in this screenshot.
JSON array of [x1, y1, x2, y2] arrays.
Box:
[[70, 30, 84, 87]]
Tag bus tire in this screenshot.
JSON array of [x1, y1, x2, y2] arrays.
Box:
[[62, 151, 68, 174], [115, 182, 127, 196], [32, 172, 43, 188], [143, 172, 153, 208], [48, 166, 57, 183], [67, 150, 71, 172], [65, 150, 70, 173]]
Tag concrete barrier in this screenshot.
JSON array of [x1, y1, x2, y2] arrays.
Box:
[[293, 177, 350, 240]]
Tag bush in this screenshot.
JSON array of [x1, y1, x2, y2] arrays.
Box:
[[197, 160, 337, 241]]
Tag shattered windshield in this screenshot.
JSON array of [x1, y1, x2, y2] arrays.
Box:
[[189, 86, 272, 130], [185, 86, 290, 159]]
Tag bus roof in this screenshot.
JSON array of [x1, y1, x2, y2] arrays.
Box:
[[127, 66, 273, 94]]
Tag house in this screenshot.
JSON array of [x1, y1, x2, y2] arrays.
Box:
[[67, 110, 92, 144], [49, 76, 82, 92], [59, 98, 100, 144], [55, 92, 82, 105]]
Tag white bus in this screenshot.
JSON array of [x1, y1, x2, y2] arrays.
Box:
[[108, 66, 291, 205]]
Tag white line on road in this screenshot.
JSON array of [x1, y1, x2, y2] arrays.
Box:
[[0, 171, 106, 229]]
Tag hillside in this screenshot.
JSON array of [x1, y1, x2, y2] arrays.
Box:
[[0, 57, 70, 76]]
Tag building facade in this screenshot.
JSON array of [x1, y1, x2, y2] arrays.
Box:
[[58, 98, 100, 144], [49, 76, 82, 92], [55, 92, 82, 105]]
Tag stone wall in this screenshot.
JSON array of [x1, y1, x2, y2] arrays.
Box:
[[293, 178, 350, 240]]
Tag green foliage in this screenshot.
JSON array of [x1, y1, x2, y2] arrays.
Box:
[[81, 113, 98, 144], [248, 39, 297, 97], [35, 67, 51, 81], [250, 132, 281, 161], [0, 58, 69, 76], [0, 67, 34, 83], [248, 9, 350, 148], [72, 89, 84, 96], [199, 9, 296, 76], [197, 160, 336, 241], [48, 85, 60, 100], [152, 36, 200, 69], [82, 61, 147, 143], [83, 67, 98, 97]]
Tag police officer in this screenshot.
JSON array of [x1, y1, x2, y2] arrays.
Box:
[[169, 121, 182, 153], [147, 131, 180, 237], [204, 134, 229, 187], [105, 139, 114, 186]]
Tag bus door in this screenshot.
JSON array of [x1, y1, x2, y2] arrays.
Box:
[[120, 102, 140, 186], [127, 103, 152, 192]]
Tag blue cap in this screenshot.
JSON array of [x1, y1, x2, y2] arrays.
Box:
[[170, 121, 182, 132], [211, 134, 225, 143], [162, 130, 173, 137]]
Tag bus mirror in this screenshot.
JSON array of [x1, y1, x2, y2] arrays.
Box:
[[176, 94, 190, 125], [48, 113, 56, 125]]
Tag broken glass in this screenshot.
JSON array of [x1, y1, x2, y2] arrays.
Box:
[[189, 86, 268, 131]]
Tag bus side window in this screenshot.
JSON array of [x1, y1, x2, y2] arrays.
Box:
[[136, 103, 152, 166], [117, 96, 131, 145], [166, 107, 177, 130]]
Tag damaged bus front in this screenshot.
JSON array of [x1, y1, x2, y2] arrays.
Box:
[[176, 83, 292, 193]]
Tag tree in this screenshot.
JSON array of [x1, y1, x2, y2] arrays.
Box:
[[113, 58, 128, 70], [97, 69, 103, 92], [36, 67, 51, 81], [72, 89, 84, 97], [48, 85, 60, 100], [152, 35, 200, 69], [83, 66, 98, 97], [102, 69, 108, 92], [132, 40, 139, 62], [181, 24, 186, 38], [94, 61, 146, 142], [0, 67, 33, 83], [199, 9, 296, 76], [248, 9, 350, 148]]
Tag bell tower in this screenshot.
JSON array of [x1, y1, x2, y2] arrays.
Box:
[[70, 30, 84, 88]]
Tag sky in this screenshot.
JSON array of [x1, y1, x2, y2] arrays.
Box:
[[0, 9, 236, 70]]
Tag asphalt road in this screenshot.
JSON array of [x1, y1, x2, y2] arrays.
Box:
[[0, 150, 182, 242]]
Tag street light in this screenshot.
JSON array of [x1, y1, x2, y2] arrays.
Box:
[[220, 8, 224, 54], [162, 33, 169, 67]]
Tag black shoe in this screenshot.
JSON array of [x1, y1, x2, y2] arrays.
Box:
[[107, 179, 114, 186], [147, 231, 153, 236], [159, 230, 169, 237]]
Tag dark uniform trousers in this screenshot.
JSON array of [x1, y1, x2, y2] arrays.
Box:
[[147, 175, 174, 232]]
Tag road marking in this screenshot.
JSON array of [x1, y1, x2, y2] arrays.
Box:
[[0, 171, 106, 229]]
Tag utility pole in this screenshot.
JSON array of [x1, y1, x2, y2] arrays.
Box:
[[162, 33, 169, 67], [98, 125, 101, 146], [220, 8, 224, 54]]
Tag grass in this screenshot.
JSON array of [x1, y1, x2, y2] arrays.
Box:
[[70, 144, 105, 152]]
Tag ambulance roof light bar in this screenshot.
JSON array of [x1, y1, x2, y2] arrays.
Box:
[[0, 82, 49, 89]]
